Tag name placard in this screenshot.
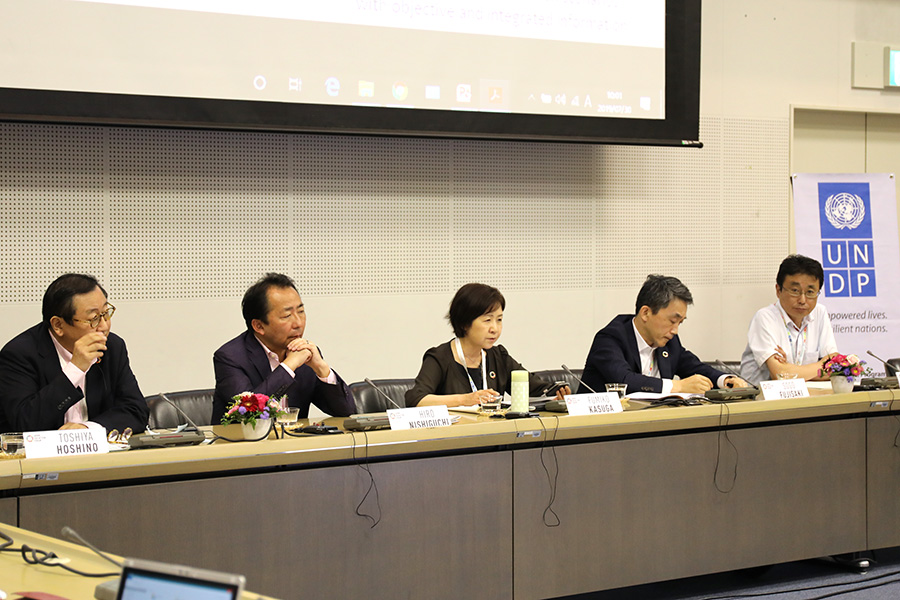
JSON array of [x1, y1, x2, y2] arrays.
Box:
[[759, 379, 810, 400], [23, 429, 110, 459], [564, 392, 623, 416], [387, 406, 452, 430]]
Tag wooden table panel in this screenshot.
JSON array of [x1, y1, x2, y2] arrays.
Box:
[[512, 418, 867, 600], [867, 412, 900, 549], [20, 450, 513, 600]]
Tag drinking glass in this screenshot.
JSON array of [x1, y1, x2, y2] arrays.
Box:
[[605, 383, 628, 399], [479, 394, 502, 414], [277, 407, 300, 437], [1, 432, 24, 456]]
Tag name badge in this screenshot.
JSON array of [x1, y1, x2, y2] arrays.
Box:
[[759, 379, 810, 400], [24, 429, 110, 459], [388, 406, 452, 430], [564, 392, 623, 416]]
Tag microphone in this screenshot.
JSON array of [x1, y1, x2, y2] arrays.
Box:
[[157, 393, 201, 431], [714, 360, 758, 389], [867, 350, 889, 364], [866, 350, 899, 381], [866, 350, 897, 374], [561, 364, 597, 394], [364, 378, 403, 410], [61, 526, 123, 568]]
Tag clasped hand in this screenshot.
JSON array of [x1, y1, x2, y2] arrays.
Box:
[[285, 338, 330, 378]]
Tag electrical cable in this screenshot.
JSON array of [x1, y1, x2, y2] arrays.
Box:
[[537, 415, 561, 527], [890, 388, 900, 449], [712, 401, 738, 494], [0, 528, 118, 578], [350, 431, 381, 528]]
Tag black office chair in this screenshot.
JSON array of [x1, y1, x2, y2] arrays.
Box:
[[532, 368, 583, 393], [701, 360, 742, 379], [703, 360, 740, 369], [886, 358, 900, 377], [145, 389, 215, 429], [348, 379, 414, 413]]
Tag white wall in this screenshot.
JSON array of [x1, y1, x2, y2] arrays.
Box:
[[2, 0, 900, 405]]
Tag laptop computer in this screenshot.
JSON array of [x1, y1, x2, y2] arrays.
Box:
[[97, 557, 245, 600]]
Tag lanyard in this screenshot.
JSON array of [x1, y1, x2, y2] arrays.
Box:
[[643, 348, 657, 376], [454, 337, 487, 393], [778, 308, 809, 365]]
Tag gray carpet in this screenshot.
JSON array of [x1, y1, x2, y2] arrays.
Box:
[[558, 549, 900, 600]]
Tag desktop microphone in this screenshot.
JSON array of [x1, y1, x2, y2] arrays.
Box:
[[864, 351, 899, 387], [61, 526, 123, 568], [714, 360, 758, 389], [561, 364, 597, 394], [364, 378, 403, 410], [157, 393, 201, 431], [128, 394, 207, 448], [867, 350, 893, 370]]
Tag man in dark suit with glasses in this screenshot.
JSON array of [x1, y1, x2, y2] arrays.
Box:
[[0, 273, 148, 434]]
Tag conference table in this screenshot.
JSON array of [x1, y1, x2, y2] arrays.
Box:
[[1, 387, 899, 600], [0, 522, 274, 599]]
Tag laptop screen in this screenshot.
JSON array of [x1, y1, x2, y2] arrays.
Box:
[[116, 559, 244, 600]]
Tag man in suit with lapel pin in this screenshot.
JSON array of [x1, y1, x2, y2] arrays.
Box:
[[580, 275, 747, 395], [0, 273, 148, 434], [212, 273, 355, 423]]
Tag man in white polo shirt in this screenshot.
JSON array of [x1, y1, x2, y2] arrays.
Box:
[[740, 255, 839, 385]]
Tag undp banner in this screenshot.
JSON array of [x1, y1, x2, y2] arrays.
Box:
[[792, 173, 900, 376]]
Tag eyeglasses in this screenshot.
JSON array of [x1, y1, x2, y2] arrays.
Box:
[[107, 427, 132, 444], [782, 288, 820, 300], [72, 304, 116, 328]]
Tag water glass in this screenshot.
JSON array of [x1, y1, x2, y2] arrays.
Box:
[[277, 407, 300, 427], [1, 432, 24, 455], [605, 383, 628, 399], [479, 395, 502, 413]]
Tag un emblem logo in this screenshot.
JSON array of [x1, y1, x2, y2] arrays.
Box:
[[824, 192, 865, 230]]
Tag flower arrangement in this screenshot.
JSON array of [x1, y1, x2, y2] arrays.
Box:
[[819, 354, 867, 382], [220, 392, 286, 427]]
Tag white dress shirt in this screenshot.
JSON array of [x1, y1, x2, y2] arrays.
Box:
[[632, 319, 730, 393], [632, 320, 674, 395], [740, 302, 837, 385], [49, 331, 102, 429]]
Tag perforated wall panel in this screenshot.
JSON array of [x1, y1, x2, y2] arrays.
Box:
[[293, 135, 452, 295], [598, 117, 723, 287], [0, 123, 107, 302], [451, 140, 594, 291], [0, 117, 790, 302], [108, 128, 292, 300], [722, 117, 790, 284]]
